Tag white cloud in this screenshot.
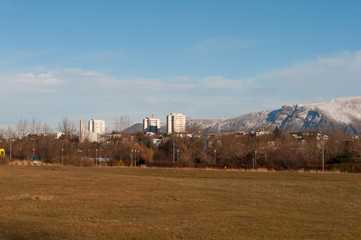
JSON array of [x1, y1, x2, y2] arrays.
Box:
[[261, 50, 361, 101], [0, 67, 251, 122], [170, 76, 190, 82], [2, 49, 361, 125], [16, 72, 61, 86]]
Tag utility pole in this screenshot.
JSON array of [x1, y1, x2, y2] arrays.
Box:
[[9, 139, 12, 160], [322, 137, 325, 172], [214, 149, 216, 165], [131, 149, 133, 167], [172, 134, 175, 164], [137, 150, 140, 166], [95, 149, 98, 166], [255, 150, 257, 169], [203, 131, 207, 162]]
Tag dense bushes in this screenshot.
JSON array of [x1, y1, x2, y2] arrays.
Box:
[[2, 130, 361, 172]]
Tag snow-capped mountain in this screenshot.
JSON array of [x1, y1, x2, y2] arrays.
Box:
[[126, 97, 361, 134], [186, 118, 229, 131], [204, 97, 361, 134]]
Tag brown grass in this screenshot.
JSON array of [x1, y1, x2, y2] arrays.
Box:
[[4, 193, 54, 201], [0, 166, 361, 239], [8, 160, 62, 167]]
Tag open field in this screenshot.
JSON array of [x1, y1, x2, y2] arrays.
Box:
[[0, 166, 361, 239]]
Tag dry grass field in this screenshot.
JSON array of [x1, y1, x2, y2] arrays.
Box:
[[0, 166, 361, 240]]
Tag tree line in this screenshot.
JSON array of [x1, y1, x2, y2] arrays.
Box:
[[1, 117, 361, 172]]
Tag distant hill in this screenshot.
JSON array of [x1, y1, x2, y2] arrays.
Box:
[[205, 97, 361, 134], [125, 123, 143, 133], [126, 97, 361, 134]]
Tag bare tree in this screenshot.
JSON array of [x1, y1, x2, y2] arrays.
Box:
[[29, 117, 42, 136], [58, 116, 75, 135], [5, 126, 16, 139], [42, 123, 53, 135], [114, 115, 132, 133], [16, 118, 29, 139], [0, 128, 6, 140]]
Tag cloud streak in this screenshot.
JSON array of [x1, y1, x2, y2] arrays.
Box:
[[17, 72, 61, 86], [261, 50, 361, 102], [1, 49, 361, 125]]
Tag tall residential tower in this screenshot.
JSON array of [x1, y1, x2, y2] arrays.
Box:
[[167, 113, 186, 134], [143, 116, 160, 133], [88, 119, 105, 135]]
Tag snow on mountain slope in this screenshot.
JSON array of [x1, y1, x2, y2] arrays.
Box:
[[204, 97, 361, 134], [186, 118, 229, 131], [125, 97, 361, 134], [307, 97, 361, 125]]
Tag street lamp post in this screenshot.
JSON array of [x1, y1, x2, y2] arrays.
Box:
[[33, 148, 35, 157], [214, 149, 216, 165], [95, 149, 98, 166], [177, 149, 179, 162], [172, 134, 175, 164], [321, 137, 325, 172], [255, 150, 257, 169], [137, 150, 140, 166], [9, 139, 12, 160], [318, 132, 325, 172], [131, 149, 134, 167], [62, 148, 64, 166]]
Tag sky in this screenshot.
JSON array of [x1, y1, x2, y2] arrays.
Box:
[[1, 0, 361, 130]]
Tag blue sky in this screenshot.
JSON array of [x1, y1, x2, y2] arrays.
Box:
[[1, 0, 361, 129]]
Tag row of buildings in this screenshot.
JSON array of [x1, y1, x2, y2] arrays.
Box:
[[79, 113, 186, 142], [79, 119, 106, 142], [143, 113, 186, 134]]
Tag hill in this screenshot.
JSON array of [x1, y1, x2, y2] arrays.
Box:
[[126, 97, 361, 134], [204, 97, 361, 134]]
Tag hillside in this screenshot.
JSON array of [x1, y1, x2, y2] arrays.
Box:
[[206, 97, 361, 134], [126, 97, 361, 134]]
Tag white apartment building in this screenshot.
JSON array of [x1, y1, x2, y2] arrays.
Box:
[[80, 120, 99, 143], [167, 113, 186, 134], [88, 119, 105, 135], [143, 116, 160, 133]]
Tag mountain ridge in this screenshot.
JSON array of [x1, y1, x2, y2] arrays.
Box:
[[126, 97, 361, 134], [203, 97, 361, 134]]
